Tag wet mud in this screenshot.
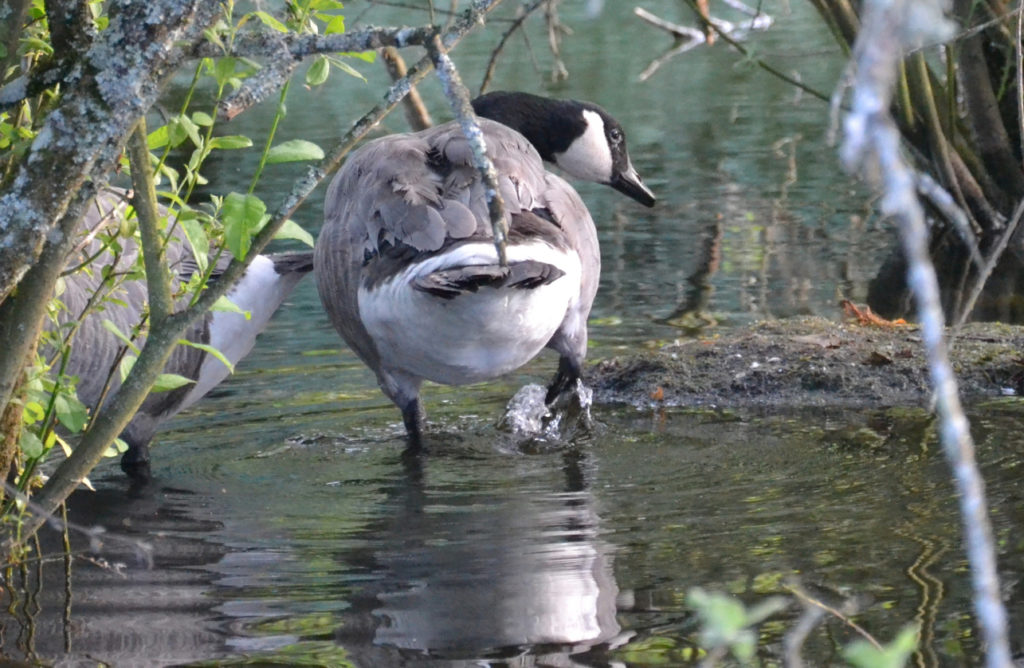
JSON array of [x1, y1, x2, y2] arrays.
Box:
[[589, 316, 1024, 409]]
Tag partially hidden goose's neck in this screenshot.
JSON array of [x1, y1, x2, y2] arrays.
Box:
[[472, 91, 584, 167]]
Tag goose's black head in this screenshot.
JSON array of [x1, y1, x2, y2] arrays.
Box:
[[471, 91, 656, 208]]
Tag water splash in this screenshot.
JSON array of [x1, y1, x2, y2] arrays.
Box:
[[498, 381, 594, 444]]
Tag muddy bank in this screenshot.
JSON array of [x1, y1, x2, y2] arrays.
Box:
[[589, 316, 1024, 409]]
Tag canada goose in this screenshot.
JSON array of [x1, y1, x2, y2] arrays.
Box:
[[55, 188, 313, 479], [316, 91, 654, 448]]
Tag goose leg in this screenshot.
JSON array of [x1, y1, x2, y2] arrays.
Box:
[[381, 370, 425, 451], [120, 441, 152, 482], [546, 354, 583, 405], [400, 396, 426, 451]]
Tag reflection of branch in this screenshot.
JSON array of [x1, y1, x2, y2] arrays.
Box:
[[659, 219, 722, 330], [1, 479, 153, 570]]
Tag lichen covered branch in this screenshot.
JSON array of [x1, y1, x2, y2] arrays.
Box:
[[426, 31, 508, 264]]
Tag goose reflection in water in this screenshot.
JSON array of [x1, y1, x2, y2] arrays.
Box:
[[334, 447, 627, 665]]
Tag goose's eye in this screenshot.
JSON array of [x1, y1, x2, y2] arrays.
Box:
[[609, 128, 623, 144]]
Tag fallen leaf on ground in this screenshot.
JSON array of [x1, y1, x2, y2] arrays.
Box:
[[841, 300, 908, 327]]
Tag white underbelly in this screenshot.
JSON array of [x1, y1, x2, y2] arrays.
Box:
[[358, 242, 582, 386]]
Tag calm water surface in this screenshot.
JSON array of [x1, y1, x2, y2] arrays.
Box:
[[7, 1, 1024, 665]]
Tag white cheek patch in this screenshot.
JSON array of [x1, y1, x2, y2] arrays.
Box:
[[553, 109, 614, 184]]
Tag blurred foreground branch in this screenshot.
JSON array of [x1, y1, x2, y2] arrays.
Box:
[[838, 0, 1011, 665]]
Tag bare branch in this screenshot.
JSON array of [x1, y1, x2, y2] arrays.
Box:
[[195, 24, 440, 60], [914, 171, 982, 267]]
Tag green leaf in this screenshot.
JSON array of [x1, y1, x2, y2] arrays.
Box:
[[22, 36, 54, 56], [331, 58, 366, 82], [844, 625, 919, 668], [212, 295, 250, 318], [55, 393, 89, 433], [148, 119, 193, 150], [274, 219, 315, 247], [22, 401, 46, 424], [202, 30, 225, 52], [344, 50, 377, 63], [101, 320, 140, 355], [177, 212, 210, 276], [214, 57, 238, 87], [171, 119, 193, 148], [266, 139, 325, 164], [192, 111, 215, 127], [323, 14, 345, 34], [209, 135, 253, 150], [306, 55, 330, 87], [222, 192, 267, 260], [20, 430, 43, 459], [253, 10, 289, 32], [178, 339, 234, 373], [152, 373, 195, 393], [147, 124, 171, 149], [119, 354, 137, 383], [178, 114, 202, 147], [310, 0, 345, 9]]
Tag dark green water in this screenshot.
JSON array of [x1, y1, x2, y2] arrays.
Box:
[[6, 1, 1024, 665]]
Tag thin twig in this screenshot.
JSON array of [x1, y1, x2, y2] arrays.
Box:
[[639, 2, 829, 104], [915, 171, 983, 268], [782, 604, 826, 668], [635, 6, 707, 40], [545, 0, 569, 82], [785, 584, 881, 650], [0, 479, 152, 570], [479, 0, 548, 95]]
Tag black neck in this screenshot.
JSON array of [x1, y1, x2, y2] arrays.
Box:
[[471, 91, 584, 162]]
